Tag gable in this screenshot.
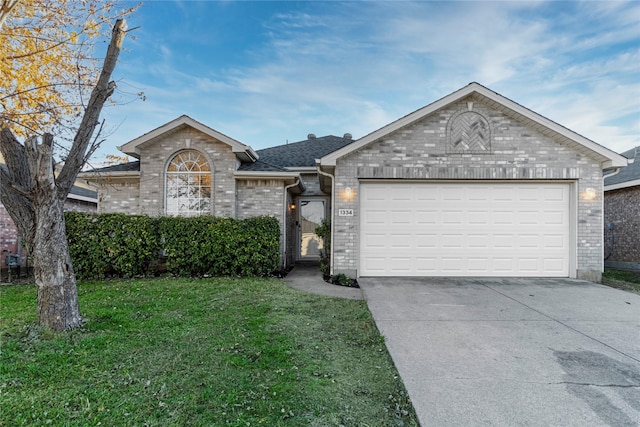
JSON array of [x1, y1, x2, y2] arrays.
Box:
[[320, 82, 627, 170], [118, 115, 257, 163]]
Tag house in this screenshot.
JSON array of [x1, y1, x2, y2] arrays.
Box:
[[82, 83, 628, 282], [80, 116, 354, 269], [1, 160, 98, 271], [604, 146, 639, 271]]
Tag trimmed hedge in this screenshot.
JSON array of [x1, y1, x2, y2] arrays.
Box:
[[65, 212, 280, 279]]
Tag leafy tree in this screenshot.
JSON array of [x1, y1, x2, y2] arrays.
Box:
[[0, 0, 134, 331]]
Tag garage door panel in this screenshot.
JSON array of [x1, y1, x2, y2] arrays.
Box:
[[360, 182, 570, 277], [416, 210, 439, 224], [391, 210, 413, 224]]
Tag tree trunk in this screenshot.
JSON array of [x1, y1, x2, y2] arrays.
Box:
[[0, 19, 126, 332], [33, 198, 82, 330]]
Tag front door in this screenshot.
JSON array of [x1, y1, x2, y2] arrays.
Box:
[[298, 198, 326, 260]]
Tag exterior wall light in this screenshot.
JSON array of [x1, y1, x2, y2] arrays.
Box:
[[289, 203, 296, 210], [582, 187, 597, 201], [343, 187, 354, 201]]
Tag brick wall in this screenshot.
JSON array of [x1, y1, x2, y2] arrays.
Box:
[[300, 173, 323, 196], [332, 97, 603, 280], [236, 178, 286, 267], [0, 203, 19, 267], [64, 198, 97, 213], [96, 179, 140, 214], [138, 127, 237, 217], [604, 186, 640, 269]]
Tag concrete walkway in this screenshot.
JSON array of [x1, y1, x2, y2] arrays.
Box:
[[282, 262, 363, 300], [359, 277, 640, 427]]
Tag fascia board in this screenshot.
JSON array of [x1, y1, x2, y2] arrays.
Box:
[[472, 86, 629, 168], [287, 167, 317, 172], [67, 194, 98, 203], [234, 171, 300, 180], [320, 85, 475, 166], [319, 82, 628, 169], [78, 171, 140, 180], [118, 115, 258, 162], [604, 179, 640, 191]]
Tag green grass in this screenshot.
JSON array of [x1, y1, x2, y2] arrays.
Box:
[[0, 278, 418, 426], [602, 269, 640, 295]]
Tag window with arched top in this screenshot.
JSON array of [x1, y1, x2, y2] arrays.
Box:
[[165, 150, 212, 216]]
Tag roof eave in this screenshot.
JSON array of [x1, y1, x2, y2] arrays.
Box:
[[67, 194, 98, 203], [604, 179, 640, 192], [79, 171, 140, 180], [318, 82, 628, 170], [118, 115, 258, 163], [234, 170, 300, 180]]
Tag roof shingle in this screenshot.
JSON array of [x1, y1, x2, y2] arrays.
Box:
[[604, 146, 639, 187]]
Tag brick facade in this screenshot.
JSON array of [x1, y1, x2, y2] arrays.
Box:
[[136, 127, 237, 217], [97, 179, 140, 214], [604, 186, 640, 269], [331, 97, 604, 280], [1, 196, 97, 269], [0, 203, 19, 267]]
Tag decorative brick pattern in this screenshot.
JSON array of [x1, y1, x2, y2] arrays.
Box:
[[448, 111, 491, 153], [331, 97, 604, 280], [604, 186, 640, 269]]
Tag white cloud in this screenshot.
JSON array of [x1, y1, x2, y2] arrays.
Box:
[[93, 0, 639, 160]]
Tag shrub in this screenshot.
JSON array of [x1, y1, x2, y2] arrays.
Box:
[[65, 213, 281, 279], [65, 212, 159, 279], [315, 219, 331, 278]]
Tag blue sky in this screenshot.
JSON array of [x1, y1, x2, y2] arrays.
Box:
[[96, 0, 640, 162]]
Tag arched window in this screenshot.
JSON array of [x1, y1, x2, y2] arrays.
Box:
[[165, 150, 212, 216]]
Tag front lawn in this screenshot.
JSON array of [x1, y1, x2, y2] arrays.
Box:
[[0, 278, 418, 426]]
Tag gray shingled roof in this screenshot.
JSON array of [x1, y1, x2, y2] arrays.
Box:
[[69, 185, 97, 199], [88, 161, 141, 173], [237, 159, 289, 172], [85, 136, 354, 174], [604, 146, 639, 187], [248, 135, 354, 169]]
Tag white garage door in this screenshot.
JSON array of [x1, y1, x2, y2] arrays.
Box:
[[360, 182, 571, 277]]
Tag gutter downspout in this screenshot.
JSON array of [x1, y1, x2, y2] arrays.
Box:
[[316, 163, 335, 276], [603, 167, 621, 180], [282, 179, 300, 271]]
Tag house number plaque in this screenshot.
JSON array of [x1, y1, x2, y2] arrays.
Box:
[[338, 209, 354, 217]]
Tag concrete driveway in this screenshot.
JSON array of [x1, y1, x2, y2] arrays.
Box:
[[359, 277, 640, 426]]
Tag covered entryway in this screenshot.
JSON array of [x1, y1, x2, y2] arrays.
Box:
[[360, 181, 572, 277]]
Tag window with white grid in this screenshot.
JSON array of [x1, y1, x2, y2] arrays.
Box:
[[165, 150, 212, 216]]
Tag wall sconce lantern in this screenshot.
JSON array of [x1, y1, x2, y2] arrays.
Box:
[[289, 202, 296, 210], [343, 187, 354, 201], [582, 187, 597, 201]]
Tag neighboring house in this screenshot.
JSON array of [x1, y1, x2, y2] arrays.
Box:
[[81, 83, 628, 281], [604, 146, 639, 271], [1, 160, 98, 270]]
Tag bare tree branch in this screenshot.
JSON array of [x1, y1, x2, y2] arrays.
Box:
[[57, 18, 126, 194], [0, 0, 19, 30]]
